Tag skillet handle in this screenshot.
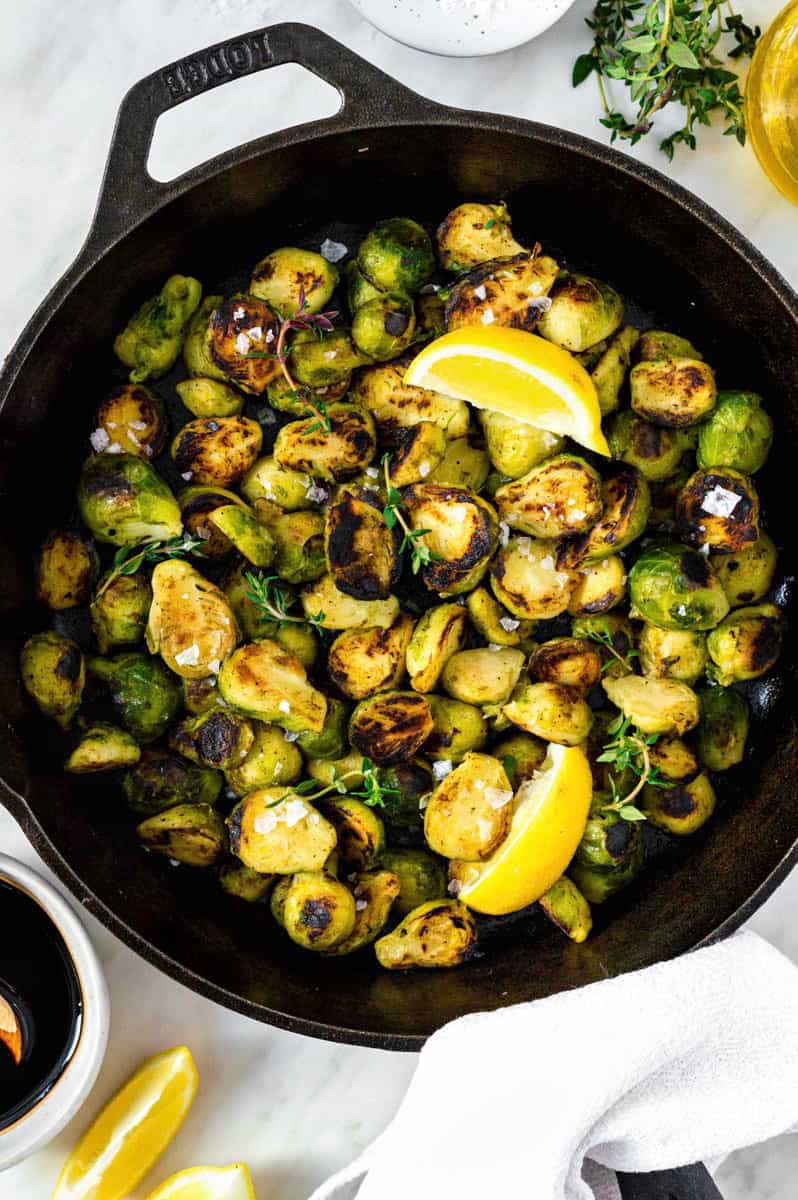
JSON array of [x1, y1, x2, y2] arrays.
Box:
[[617, 1163, 724, 1199], [86, 22, 432, 250]]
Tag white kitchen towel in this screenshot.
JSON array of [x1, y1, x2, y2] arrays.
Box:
[[308, 930, 798, 1200]]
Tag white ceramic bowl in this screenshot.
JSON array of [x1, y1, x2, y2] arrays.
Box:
[[0, 854, 109, 1171], [347, 0, 578, 56]]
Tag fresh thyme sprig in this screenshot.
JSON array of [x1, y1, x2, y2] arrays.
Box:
[[96, 533, 206, 598], [583, 627, 639, 674], [596, 714, 672, 821], [269, 757, 401, 809], [573, 0, 760, 160], [244, 569, 325, 627], [381, 453, 443, 575]]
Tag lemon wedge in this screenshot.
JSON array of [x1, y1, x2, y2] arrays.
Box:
[[404, 327, 610, 456], [52, 1046, 198, 1200], [456, 743, 592, 916], [144, 1164, 255, 1200]]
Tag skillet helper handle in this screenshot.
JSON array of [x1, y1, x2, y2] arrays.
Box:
[[617, 1163, 724, 1199], [86, 22, 429, 249]]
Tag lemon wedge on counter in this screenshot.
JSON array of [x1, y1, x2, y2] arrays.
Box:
[[144, 1164, 255, 1200], [456, 743, 592, 916], [404, 327, 610, 456], [52, 1046, 198, 1200]]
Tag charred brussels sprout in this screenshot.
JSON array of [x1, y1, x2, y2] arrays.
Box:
[[442, 647, 526, 706], [695, 686, 749, 771], [528, 638, 602, 693], [94, 384, 167, 459], [91, 571, 152, 655], [478, 410, 565, 478], [569, 809, 643, 903], [647, 736, 700, 783], [349, 691, 434, 767], [357, 217, 434, 293], [170, 707, 254, 770], [590, 326, 640, 415], [20, 632, 84, 728], [301, 573, 399, 631], [206, 505, 275, 568], [537, 274, 623, 352], [249, 246, 338, 315], [36, 530, 97, 611], [288, 328, 365, 388], [136, 803, 226, 866], [225, 723, 303, 795], [402, 483, 498, 596], [267, 510, 326, 584], [607, 410, 688, 482], [491, 535, 577, 620], [89, 652, 182, 743], [539, 877, 593, 943], [321, 797, 386, 873], [424, 752, 513, 861], [65, 723, 140, 773], [177, 487, 235, 559], [352, 293, 416, 361], [556, 467, 650, 569], [635, 330, 702, 362], [628, 543, 729, 631], [495, 454, 603, 539], [296, 697, 350, 761], [114, 274, 202, 381], [375, 899, 477, 969], [697, 392, 773, 474], [77, 454, 182, 546], [182, 676, 219, 715], [218, 860, 274, 902], [711, 534, 777, 608], [642, 772, 716, 835], [325, 491, 398, 600], [241, 456, 314, 510], [445, 252, 559, 333], [281, 871, 357, 951], [324, 869, 402, 955], [492, 731, 547, 786], [425, 695, 488, 762], [171, 416, 263, 488], [630, 358, 716, 427], [274, 404, 377, 482], [122, 749, 222, 815], [146, 560, 240, 680], [387, 422, 447, 487], [381, 849, 447, 918], [218, 640, 327, 733], [503, 682, 593, 745], [183, 294, 226, 380], [602, 674, 700, 735], [175, 377, 244, 419], [676, 468, 760, 554], [207, 296, 281, 393], [436, 202, 525, 272], [227, 788, 337, 874], [706, 603, 783, 685], [349, 355, 470, 440], [465, 587, 534, 648], [405, 603, 467, 693], [638, 623, 708, 685], [328, 615, 413, 701], [567, 556, 627, 617]]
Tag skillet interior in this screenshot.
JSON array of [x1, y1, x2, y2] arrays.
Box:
[[0, 119, 796, 1048]]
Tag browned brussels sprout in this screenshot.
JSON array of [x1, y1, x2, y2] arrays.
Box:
[[634, 330, 702, 362], [537, 274, 623, 352], [464, 587, 535, 648], [274, 404, 377, 482], [77, 453, 182, 546], [567, 556, 627, 617], [94, 384, 167, 459], [503, 682, 593, 745], [571, 612, 636, 677], [301, 574, 399, 631], [20, 632, 84, 728], [265, 510, 326, 585], [590, 326, 639, 415], [711, 534, 777, 608], [441, 647, 526, 706], [637, 623, 707, 685], [436, 202, 525, 272], [352, 293, 416, 361], [224, 723, 303, 796], [170, 707, 254, 771], [177, 487, 235, 559], [206, 506, 275, 568], [606, 410, 688, 482], [296, 696, 350, 761], [114, 274, 202, 382], [445, 252, 559, 332], [491, 535, 577, 620], [90, 571, 152, 655], [183, 294, 225, 380], [241, 456, 314, 510], [556, 467, 650, 569], [630, 357, 716, 427], [325, 490, 398, 600], [528, 638, 602, 693], [358, 217, 434, 293], [349, 691, 434, 766], [328, 615, 414, 701], [182, 676, 219, 715], [602, 674, 700, 736], [424, 752, 513, 861], [249, 246, 338, 315], [492, 731, 547, 787], [381, 849, 447, 918], [478, 410, 564, 479], [539, 877, 592, 943], [122, 749, 222, 815], [89, 652, 182, 743], [36, 530, 97, 611], [706, 603, 783, 685], [65, 722, 140, 773], [375, 899, 478, 969], [171, 416, 263, 488], [136, 803, 226, 866], [324, 869, 401, 955], [425, 695, 488, 762], [402, 483, 498, 596], [694, 686, 749, 771], [321, 797, 386, 874], [281, 871, 357, 951], [146, 560, 240, 680], [427, 437, 491, 493], [349, 356, 470, 441], [175, 377, 244, 419], [227, 788, 337, 874], [647, 736, 700, 784], [207, 296, 281, 393], [628, 542, 729, 631], [494, 454, 603, 539], [218, 860, 274, 902], [642, 772, 716, 835], [569, 808, 643, 903], [387, 422, 447, 487], [218, 640, 327, 734], [405, 603, 468, 692], [675, 468, 760, 554], [288, 329, 365, 389]]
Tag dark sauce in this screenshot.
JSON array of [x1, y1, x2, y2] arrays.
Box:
[[0, 880, 82, 1130]]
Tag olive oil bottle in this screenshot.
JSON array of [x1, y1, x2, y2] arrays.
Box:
[[746, 0, 798, 204]]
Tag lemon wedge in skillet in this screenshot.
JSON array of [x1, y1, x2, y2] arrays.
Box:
[[404, 326, 610, 456], [144, 1164, 255, 1200]]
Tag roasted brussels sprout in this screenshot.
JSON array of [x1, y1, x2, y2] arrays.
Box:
[[321, 796, 386, 873], [637, 623, 708, 684], [345, 261, 383, 312], [571, 612, 636, 677], [427, 437, 491, 492], [528, 638, 602, 693], [288, 328, 365, 388], [694, 685, 749, 771], [175, 377, 244, 419], [445, 252, 559, 332], [227, 788, 337, 874], [270, 875, 293, 926], [325, 491, 398, 600], [306, 750, 366, 791], [326, 869, 402, 956], [424, 752, 513, 861], [77, 453, 182, 546], [492, 731, 547, 786], [442, 647, 526, 706], [537, 274, 623, 352], [328, 615, 413, 701], [503, 681, 593, 745], [376, 760, 433, 837], [697, 391, 773, 474], [122, 749, 222, 815], [218, 639, 327, 733], [556, 467, 650, 569], [182, 675, 219, 715], [375, 899, 478, 969], [280, 871, 357, 951], [357, 217, 434, 293], [218, 860, 274, 902], [349, 691, 434, 767], [65, 722, 140, 773], [137, 802, 226, 866], [607, 410, 688, 482], [171, 416, 263, 488], [183, 294, 226, 380], [569, 809, 643, 903], [89, 651, 182, 742], [675, 468, 760, 554], [425, 695, 488, 762], [170, 706, 254, 770], [249, 246, 338, 315], [146, 560, 239, 679], [478, 410, 565, 479], [642, 771, 716, 835], [381, 849, 447, 918], [296, 696, 350, 761], [436, 202, 525, 272], [491, 535, 577, 620], [706, 603, 783, 685], [647, 466, 692, 533], [262, 510, 326, 584], [114, 274, 202, 381], [647, 736, 700, 783], [207, 296, 281, 393], [205, 506, 274, 568], [35, 530, 97, 611], [93, 385, 167, 463], [20, 632, 84, 728], [602, 674, 700, 735], [301, 573, 399, 631], [627, 542, 730, 631], [711, 534, 777, 608], [495, 454, 603, 539], [176, 487, 234, 558], [405, 603, 467, 692], [224, 723, 303, 795], [590, 326, 640, 416], [630, 358, 716, 427], [241, 456, 314, 510], [349, 356, 470, 441], [222, 560, 284, 642], [567, 556, 627, 617], [402, 483, 497, 596], [539, 877, 593, 943], [635, 330, 702, 362], [274, 404, 376, 482], [91, 570, 152, 655], [352, 292, 416, 360], [465, 587, 534, 648], [387, 422, 447, 487], [266, 373, 349, 418]]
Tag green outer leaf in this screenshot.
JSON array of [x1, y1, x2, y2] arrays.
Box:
[[573, 53, 596, 86], [623, 34, 658, 52], [667, 41, 701, 68]]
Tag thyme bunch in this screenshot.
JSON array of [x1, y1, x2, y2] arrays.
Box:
[[271, 758, 401, 809], [96, 533, 206, 598], [596, 714, 673, 821], [244, 570, 325, 628]]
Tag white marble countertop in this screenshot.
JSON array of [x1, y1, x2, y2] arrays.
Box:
[[2, 0, 797, 1195]]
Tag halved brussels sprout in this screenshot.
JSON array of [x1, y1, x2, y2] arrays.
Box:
[[630, 358, 716, 427], [528, 637, 602, 693], [349, 691, 434, 767], [676, 468, 760, 554], [268, 510, 326, 584], [249, 246, 339, 315], [352, 293, 416, 360], [206, 506, 275, 568], [182, 676, 219, 715], [539, 877, 593, 943], [171, 416, 263, 488], [175, 377, 244, 418], [424, 751, 513, 861], [647, 736, 700, 783], [436, 202, 525, 272], [442, 647, 526, 706], [114, 274, 202, 382], [301, 574, 399, 630], [642, 772, 716, 835], [325, 870, 402, 956], [694, 685, 749, 771], [571, 612, 636, 677], [288, 328, 365, 388], [78, 453, 182, 546], [20, 633, 84, 724], [225, 723, 303, 795], [465, 587, 534, 648], [358, 217, 434, 293], [711, 534, 777, 608], [478, 410, 565, 479], [65, 722, 140, 773], [325, 491, 398, 600], [207, 296, 281, 393], [405, 603, 467, 692], [146, 560, 240, 680], [227, 788, 337, 874], [634, 330, 702, 362], [89, 652, 182, 743], [427, 437, 491, 492], [537, 274, 623, 352], [137, 803, 226, 866], [566, 556, 627, 617], [328, 615, 414, 700], [274, 404, 376, 483], [503, 681, 593, 745], [90, 570, 152, 655], [637, 623, 707, 684], [556, 467, 650, 569], [122, 749, 222, 815], [388, 422, 448, 487], [94, 384, 167, 460], [706, 603, 783, 685], [176, 487, 235, 558], [218, 640, 327, 733], [569, 808, 643, 903], [183, 294, 225, 379], [375, 899, 478, 969], [402, 483, 497, 596], [491, 535, 577, 620], [602, 674, 700, 735], [321, 796, 386, 873], [281, 871, 357, 951], [697, 391, 773, 474], [425, 695, 488, 762], [218, 860, 274, 902], [627, 542, 730, 631], [36, 530, 97, 611], [307, 750, 366, 790], [241, 456, 314, 510], [345, 260, 384, 312], [170, 706, 254, 770], [495, 454, 603, 538], [445, 252, 559, 332], [590, 326, 640, 416], [607, 410, 688, 482], [266, 373, 349, 417], [381, 849, 447, 918], [349, 356, 470, 440], [296, 696, 350, 761]]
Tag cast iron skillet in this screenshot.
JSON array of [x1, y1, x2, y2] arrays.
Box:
[[0, 25, 795, 1171]]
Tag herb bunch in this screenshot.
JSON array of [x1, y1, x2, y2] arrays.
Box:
[[96, 533, 206, 598], [596, 713, 672, 821], [381, 453, 444, 575], [573, 0, 760, 160], [248, 285, 337, 433], [244, 569, 325, 628], [271, 757, 401, 810]]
